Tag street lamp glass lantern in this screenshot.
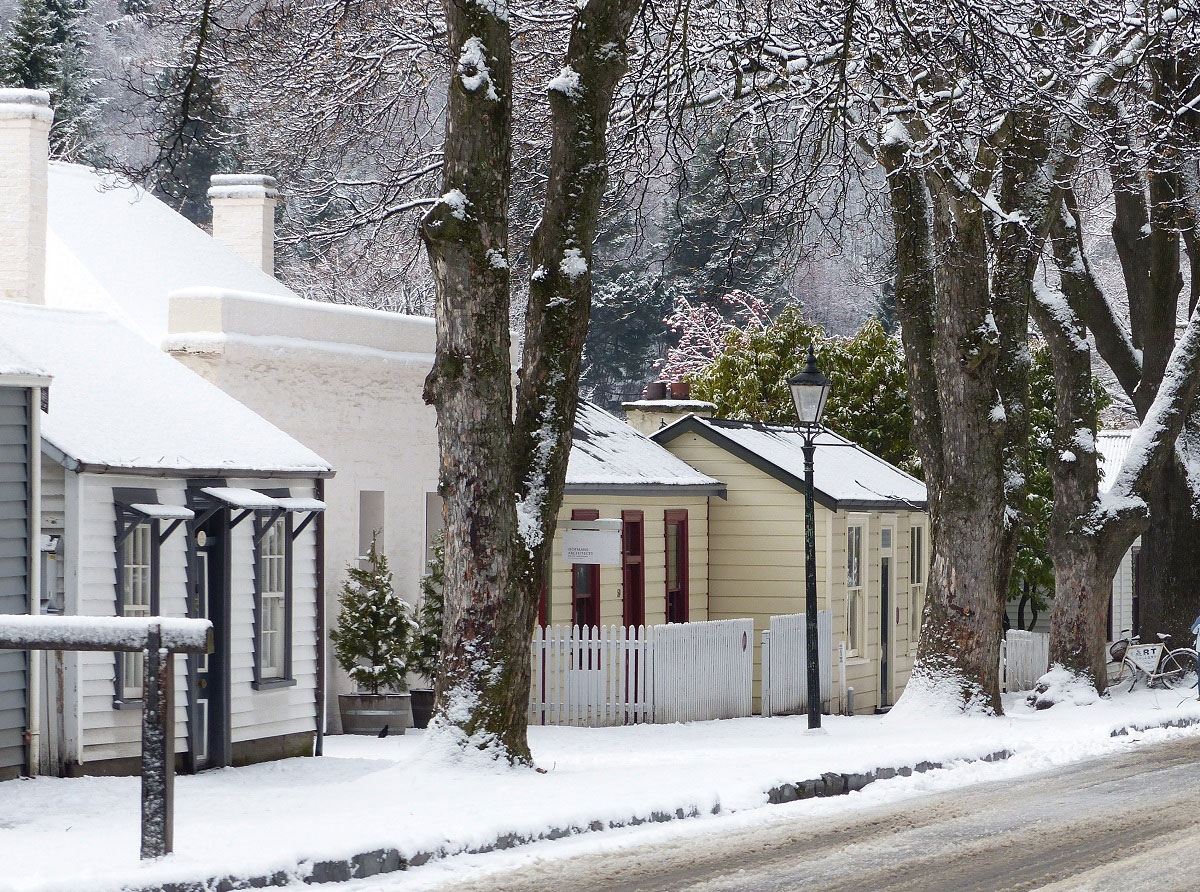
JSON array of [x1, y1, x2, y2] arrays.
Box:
[[787, 345, 831, 427]]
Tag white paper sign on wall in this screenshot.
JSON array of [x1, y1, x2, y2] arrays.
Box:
[[562, 519, 622, 566]]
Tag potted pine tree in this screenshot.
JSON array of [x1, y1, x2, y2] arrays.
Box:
[[331, 534, 415, 735], [408, 539, 445, 730]]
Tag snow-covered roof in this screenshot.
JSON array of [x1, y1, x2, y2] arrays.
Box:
[[0, 302, 332, 477], [567, 402, 725, 496], [0, 349, 49, 381], [45, 162, 296, 339], [1096, 430, 1134, 494], [45, 163, 438, 353], [653, 415, 927, 511]]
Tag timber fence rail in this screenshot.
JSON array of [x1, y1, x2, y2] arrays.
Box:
[[529, 619, 754, 727]]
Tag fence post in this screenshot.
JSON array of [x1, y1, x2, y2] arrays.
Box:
[[761, 629, 772, 717], [140, 624, 175, 859]]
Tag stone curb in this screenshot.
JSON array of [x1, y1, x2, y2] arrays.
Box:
[[763, 749, 1012, 805], [1109, 713, 1200, 737], [136, 714, 1200, 892]]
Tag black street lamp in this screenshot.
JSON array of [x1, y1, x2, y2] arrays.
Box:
[[787, 345, 831, 730]]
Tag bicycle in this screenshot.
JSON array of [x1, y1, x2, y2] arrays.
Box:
[[1107, 631, 1198, 692]]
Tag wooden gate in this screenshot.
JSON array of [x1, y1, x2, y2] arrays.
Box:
[[1000, 629, 1050, 692], [760, 611, 833, 717]]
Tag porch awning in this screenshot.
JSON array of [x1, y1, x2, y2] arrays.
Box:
[[200, 487, 325, 513], [126, 503, 196, 521]]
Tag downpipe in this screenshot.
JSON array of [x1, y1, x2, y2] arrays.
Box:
[[27, 386, 42, 777]]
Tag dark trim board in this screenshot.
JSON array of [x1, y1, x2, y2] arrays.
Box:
[[39, 443, 335, 480], [651, 416, 928, 512], [564, 482, 728, 499]]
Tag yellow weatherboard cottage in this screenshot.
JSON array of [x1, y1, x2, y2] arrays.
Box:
[[633, 401, 929, 715]]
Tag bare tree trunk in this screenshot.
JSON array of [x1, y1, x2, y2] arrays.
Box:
[[880, 136, 1009, 713], [1032, 203, 1200, 703], [512, 0, 644, 640], [421, 0, 526, 759], [422, 0, 643, 764]]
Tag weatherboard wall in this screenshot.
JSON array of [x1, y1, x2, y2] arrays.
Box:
[[59, 472, 318, 774], [659, 430, 927, 714], [72, 474, 191, 768], [0, 385, 31, 779], [549, 494, 710, 628]]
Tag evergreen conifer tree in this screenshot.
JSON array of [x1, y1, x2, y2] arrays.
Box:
[[45, 0, 102, 161], [410, 538, 446, 683], [330, 535, 414, 696], [0, 0, 103, 162], [0, 0, 60, 92]]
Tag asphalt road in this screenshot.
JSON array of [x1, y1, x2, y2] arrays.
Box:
[[432, 735, 1200, 892]]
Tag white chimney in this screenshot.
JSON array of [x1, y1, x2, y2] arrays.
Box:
[[0, 89, 51, 306], [208, 173, 279, 276]]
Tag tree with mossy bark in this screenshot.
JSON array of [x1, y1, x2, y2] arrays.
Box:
[[421, 0, 645, 764]]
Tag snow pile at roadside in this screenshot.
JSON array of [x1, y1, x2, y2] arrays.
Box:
[[4, 685, 1200, 892]]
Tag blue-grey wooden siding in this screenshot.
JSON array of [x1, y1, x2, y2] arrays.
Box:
[[0, 385, 30, 777]]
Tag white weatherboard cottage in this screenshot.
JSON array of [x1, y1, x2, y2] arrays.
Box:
[[23, 116, 440, 733], [0, 89, 332, 775]]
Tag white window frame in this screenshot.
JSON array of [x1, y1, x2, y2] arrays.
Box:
[[910, 521, 926, 654], [845, 520, 866, 658], [258, 516, 288, 680], [120, 523, 153, 700]]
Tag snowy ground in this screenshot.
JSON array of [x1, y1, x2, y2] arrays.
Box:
[[5, 685, 1200, 892]]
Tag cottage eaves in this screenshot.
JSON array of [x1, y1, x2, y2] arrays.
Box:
[[652, 414, 926, 511]]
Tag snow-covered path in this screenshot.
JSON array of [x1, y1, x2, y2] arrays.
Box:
[[4, 686, 1200, 891]]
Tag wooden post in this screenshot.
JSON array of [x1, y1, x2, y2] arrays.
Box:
[[140, 624, 175, 859]]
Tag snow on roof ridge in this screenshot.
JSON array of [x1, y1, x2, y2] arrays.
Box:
[[663, 413, 926, 505], [568, 401, 722, 488]]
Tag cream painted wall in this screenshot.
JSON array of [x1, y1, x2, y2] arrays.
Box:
[[549, 494, 710, 628], [659, 431, 928, 714], [166, 292, 439, 732]]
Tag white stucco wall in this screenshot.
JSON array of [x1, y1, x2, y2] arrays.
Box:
[[165, 290, 440, 732]]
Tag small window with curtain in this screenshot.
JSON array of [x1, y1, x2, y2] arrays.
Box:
[[910, 522, 926, 652], [255, 512, 294, 686], [846, 522, 865, 656], [665, 510, 689, 624]]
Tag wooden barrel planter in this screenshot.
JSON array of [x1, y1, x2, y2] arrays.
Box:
[[338, 693, 413, 736], [409, 689, 435, 729]]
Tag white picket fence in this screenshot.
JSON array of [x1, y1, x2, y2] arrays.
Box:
[[760, 611, 833, 717], [529, 619, 754, 727], [1000, 629, 1050, 692]]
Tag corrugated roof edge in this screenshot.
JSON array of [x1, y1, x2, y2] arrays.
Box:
[[651, 414, 927, 511]]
